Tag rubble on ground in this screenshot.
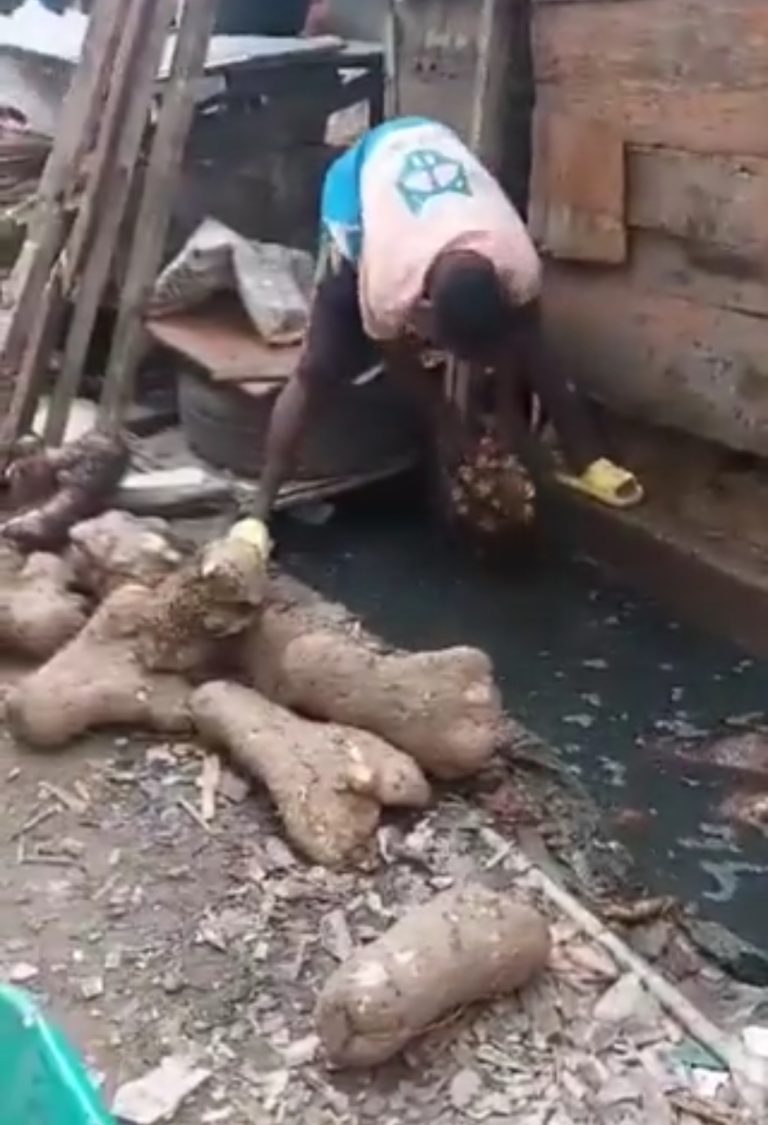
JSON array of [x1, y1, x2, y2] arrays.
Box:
[[0, 510, 766, 1122]]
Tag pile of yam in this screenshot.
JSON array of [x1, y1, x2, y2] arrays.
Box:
[[0, 506, 503, 863], [0, 498, 552, 1067]]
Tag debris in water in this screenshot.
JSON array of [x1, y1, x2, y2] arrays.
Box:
[[111, 1054, 211, 1124], [563, 713, 595, 730]]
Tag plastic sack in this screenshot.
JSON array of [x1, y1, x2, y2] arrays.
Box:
[[147, 218, 315, 345], [146, 218, 235, 317]]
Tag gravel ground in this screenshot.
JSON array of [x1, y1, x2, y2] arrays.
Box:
[[2, 701, 766, 1125]]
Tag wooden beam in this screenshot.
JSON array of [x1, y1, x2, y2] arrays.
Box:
[[45, 0, 178, 446], [0, 0, 126, 448], [470, 0, 503, 166], [99, 0, 219, 429]]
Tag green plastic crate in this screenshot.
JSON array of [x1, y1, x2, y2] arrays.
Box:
[[0, 983, 114, 1125]]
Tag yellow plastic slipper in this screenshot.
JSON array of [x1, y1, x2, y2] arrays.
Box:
[[228, 517, 272, 560], [555, 457, 644, 509]]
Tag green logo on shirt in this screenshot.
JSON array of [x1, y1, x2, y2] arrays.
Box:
[[396, 149, 472, 215]]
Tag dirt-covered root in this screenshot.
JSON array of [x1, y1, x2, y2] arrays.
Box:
[[191, 681, 431, 867], [6, 584, 191, 748], [137, 532, 269, 674], [242, 598, 502, 779], [0, 551, 87, 660], [1, 431, 128, 551], [68, 510, 184, 597], [315, 884, 551, 1067]]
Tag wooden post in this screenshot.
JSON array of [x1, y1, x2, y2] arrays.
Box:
[[0, 0, 126, 445], [470, 0, 510, 172], [45, 0, 179, 445], [99, 0, 219, 429]]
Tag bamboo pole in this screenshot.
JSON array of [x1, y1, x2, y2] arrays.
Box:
[[99, 0, 218, 429], [0, 0, 126, 446], [45, 0, 178, 445]]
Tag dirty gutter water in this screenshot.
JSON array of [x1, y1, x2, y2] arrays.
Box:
[[280, 484, 768, 963]]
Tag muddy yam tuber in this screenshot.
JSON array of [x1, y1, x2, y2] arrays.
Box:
[[0, 551, 87, 659], [6, 584, 192, 747], [315, 884, 551, 1066], [1, 432, 128, 551], [191, 681, 431, 866], [8, 524, 270, 747], [243, 588, 502, 779]]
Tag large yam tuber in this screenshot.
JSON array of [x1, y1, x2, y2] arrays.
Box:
[[315, 884, 551, 1067], [6, 585, 192, 748], [69, 510, 184, 597], [0, 550, 87, 659], [8, 525, 270, 747], [242, 588, 502, 779], [1, 432, 128, 551], [191, 681, 431, 866]]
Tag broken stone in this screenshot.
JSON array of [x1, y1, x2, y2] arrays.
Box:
[[282, 1034, 320, 1068], [593, 973, 662, 1036], [79, 975, 104, 1001], [161, 967, 186, 995], [263, 835, 297, 871], [111, 1055, 210, 1125], [9, 962, 38, 983], [449, 1067, 483, 1111], [320, 909, 354, 962], [218, 768, 250, 804]]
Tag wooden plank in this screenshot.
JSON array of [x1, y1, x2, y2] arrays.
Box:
[[45, 0, 178, 446], [145, 299, 301, 384], [469, 0, 501, 165], [627, 147, 768, 262], [1, 267, 66, 446], [533, 0, 768, 88], [99, 0, 219, 429], [535, 81, 768, 158], [61, 0, 155, 294], [529, 109, 626, 263], [0, 0, 126, 442], [541, 264, 768, 455], [629, 230, 768, 320]]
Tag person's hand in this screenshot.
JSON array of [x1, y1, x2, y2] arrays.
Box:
[[228, 517, 272, 563]]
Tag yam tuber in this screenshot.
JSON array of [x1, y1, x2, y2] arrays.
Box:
[[69, 510, 183, 597], [6, 584, 192, 748], [241, 581, 502, 779], [315, 883, 551, 1066], [1, 431, 128, 551], [191, 681, 431, 866], [8, 524, 270, 747], [0, 550, 87, 660]]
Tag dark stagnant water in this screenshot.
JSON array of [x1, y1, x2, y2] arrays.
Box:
[[279, 481, 768, 959]]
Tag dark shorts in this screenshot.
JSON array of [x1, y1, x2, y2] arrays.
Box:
[[298, 236, 377, 390]]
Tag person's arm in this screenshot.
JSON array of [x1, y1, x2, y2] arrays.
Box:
[[251, 367, 313, 521], [252, 256, 368, 522], [509, 300, 602, 474], [505, 300, 644, 507]]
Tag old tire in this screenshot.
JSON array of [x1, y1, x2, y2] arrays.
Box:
[[178, 369, 422, 481]]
